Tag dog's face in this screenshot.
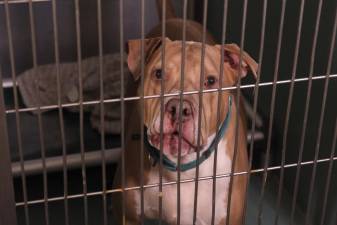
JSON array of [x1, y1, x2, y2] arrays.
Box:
[[127, 38, 257, 161]]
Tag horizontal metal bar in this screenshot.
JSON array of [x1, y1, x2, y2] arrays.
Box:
[[2, 78, 16, 89], [247, 131, 264, 143], [0, 0, 50, 5], [11, 148, 121, 177], [11, 130, 263, 177], [5, 73, 337, 114], [15, 155, 337, 207]]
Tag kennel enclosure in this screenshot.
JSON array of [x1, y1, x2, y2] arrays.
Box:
[[0, 0, 337, 225]]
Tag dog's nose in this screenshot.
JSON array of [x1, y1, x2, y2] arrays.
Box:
[[166, 99, 193, 121]]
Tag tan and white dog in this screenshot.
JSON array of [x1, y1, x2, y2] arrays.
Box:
[[113, 2, 258, 225]]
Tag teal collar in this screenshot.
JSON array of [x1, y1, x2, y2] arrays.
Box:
[[144, 96, 232, 172]]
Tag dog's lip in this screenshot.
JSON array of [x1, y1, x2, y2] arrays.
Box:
[[171, 132, 198, 149], [148, 131, 202, 152]]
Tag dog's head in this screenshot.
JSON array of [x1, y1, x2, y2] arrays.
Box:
[[127, 38, 257, 161]]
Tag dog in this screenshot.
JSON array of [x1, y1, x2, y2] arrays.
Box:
[[112, 1, 258, 225]]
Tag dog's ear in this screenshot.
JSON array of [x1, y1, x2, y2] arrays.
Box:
[[126, 37, 170, 81], [216, 43, 258, 80]]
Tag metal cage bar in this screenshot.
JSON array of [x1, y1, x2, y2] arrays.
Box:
[[27, 0, 50, 223], [257, 0, 287, 224], [0, 0, 48, 4], [226, 0, 248, 224], [73, 0, 89, 223], [158, 1, 168, 224], [211, 0, 229, 224], [4, 74, 337, 114], [193, 0, 208, 224], [11, 148, 120, 176], [242, 0, 268, 223], [176, 0, 188, 225], [8, 128, 262, 176], [3, 0, 30, 224], [13, 156, 337, 208], [319, 118, 337, 225], [274, 0, 306, 224], [290, 0, 324, 223], [318, 6, 337, 225], [96, 0, 108, 224], [50, 0, 70, 223], [119, 0, 126, 224], [304, 0, 332, 222], [139, 0, 145, 224], [0, 68, 18, 225]]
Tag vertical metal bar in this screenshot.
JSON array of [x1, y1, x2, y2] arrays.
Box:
[[158, 1, 167, 225], [27, 1, 50, 224], [51, 0, 69, 224], [139, 0, 145, 224], [211, 0, 229, 224], [289, 0, 324, 223], [192, 0, 208, 224], [274, 1, 306, 225], [256, 0, 286, 224], [176, 0, 188, 225], [318, 11, 337, 225], [3, 1, 30, 224], [96, 0, 107, 224], [74, 0, 88, 224], [242, 0, 268, 224], [177, 0, 187, 221], [119, 0, 126, 224], [319, 118, 337, 225], [305, 0, 333, 222], [0, 67, 18, 225], [226, 0, 248, 224]]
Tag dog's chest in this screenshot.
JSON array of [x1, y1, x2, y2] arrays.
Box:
[[134, 140, 232, 225]]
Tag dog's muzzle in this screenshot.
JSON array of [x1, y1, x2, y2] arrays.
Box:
[[144, 96, 232, 172]]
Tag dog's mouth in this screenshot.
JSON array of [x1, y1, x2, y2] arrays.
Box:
[[149, 130, 201, 158], [146, 98, 208, 158]]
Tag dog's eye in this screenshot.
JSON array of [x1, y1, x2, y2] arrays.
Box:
[[205, 75, 217, 87], [154, 69, 163, 79]]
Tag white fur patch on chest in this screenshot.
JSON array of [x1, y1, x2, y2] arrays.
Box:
[[133, 139, 232, 225]]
